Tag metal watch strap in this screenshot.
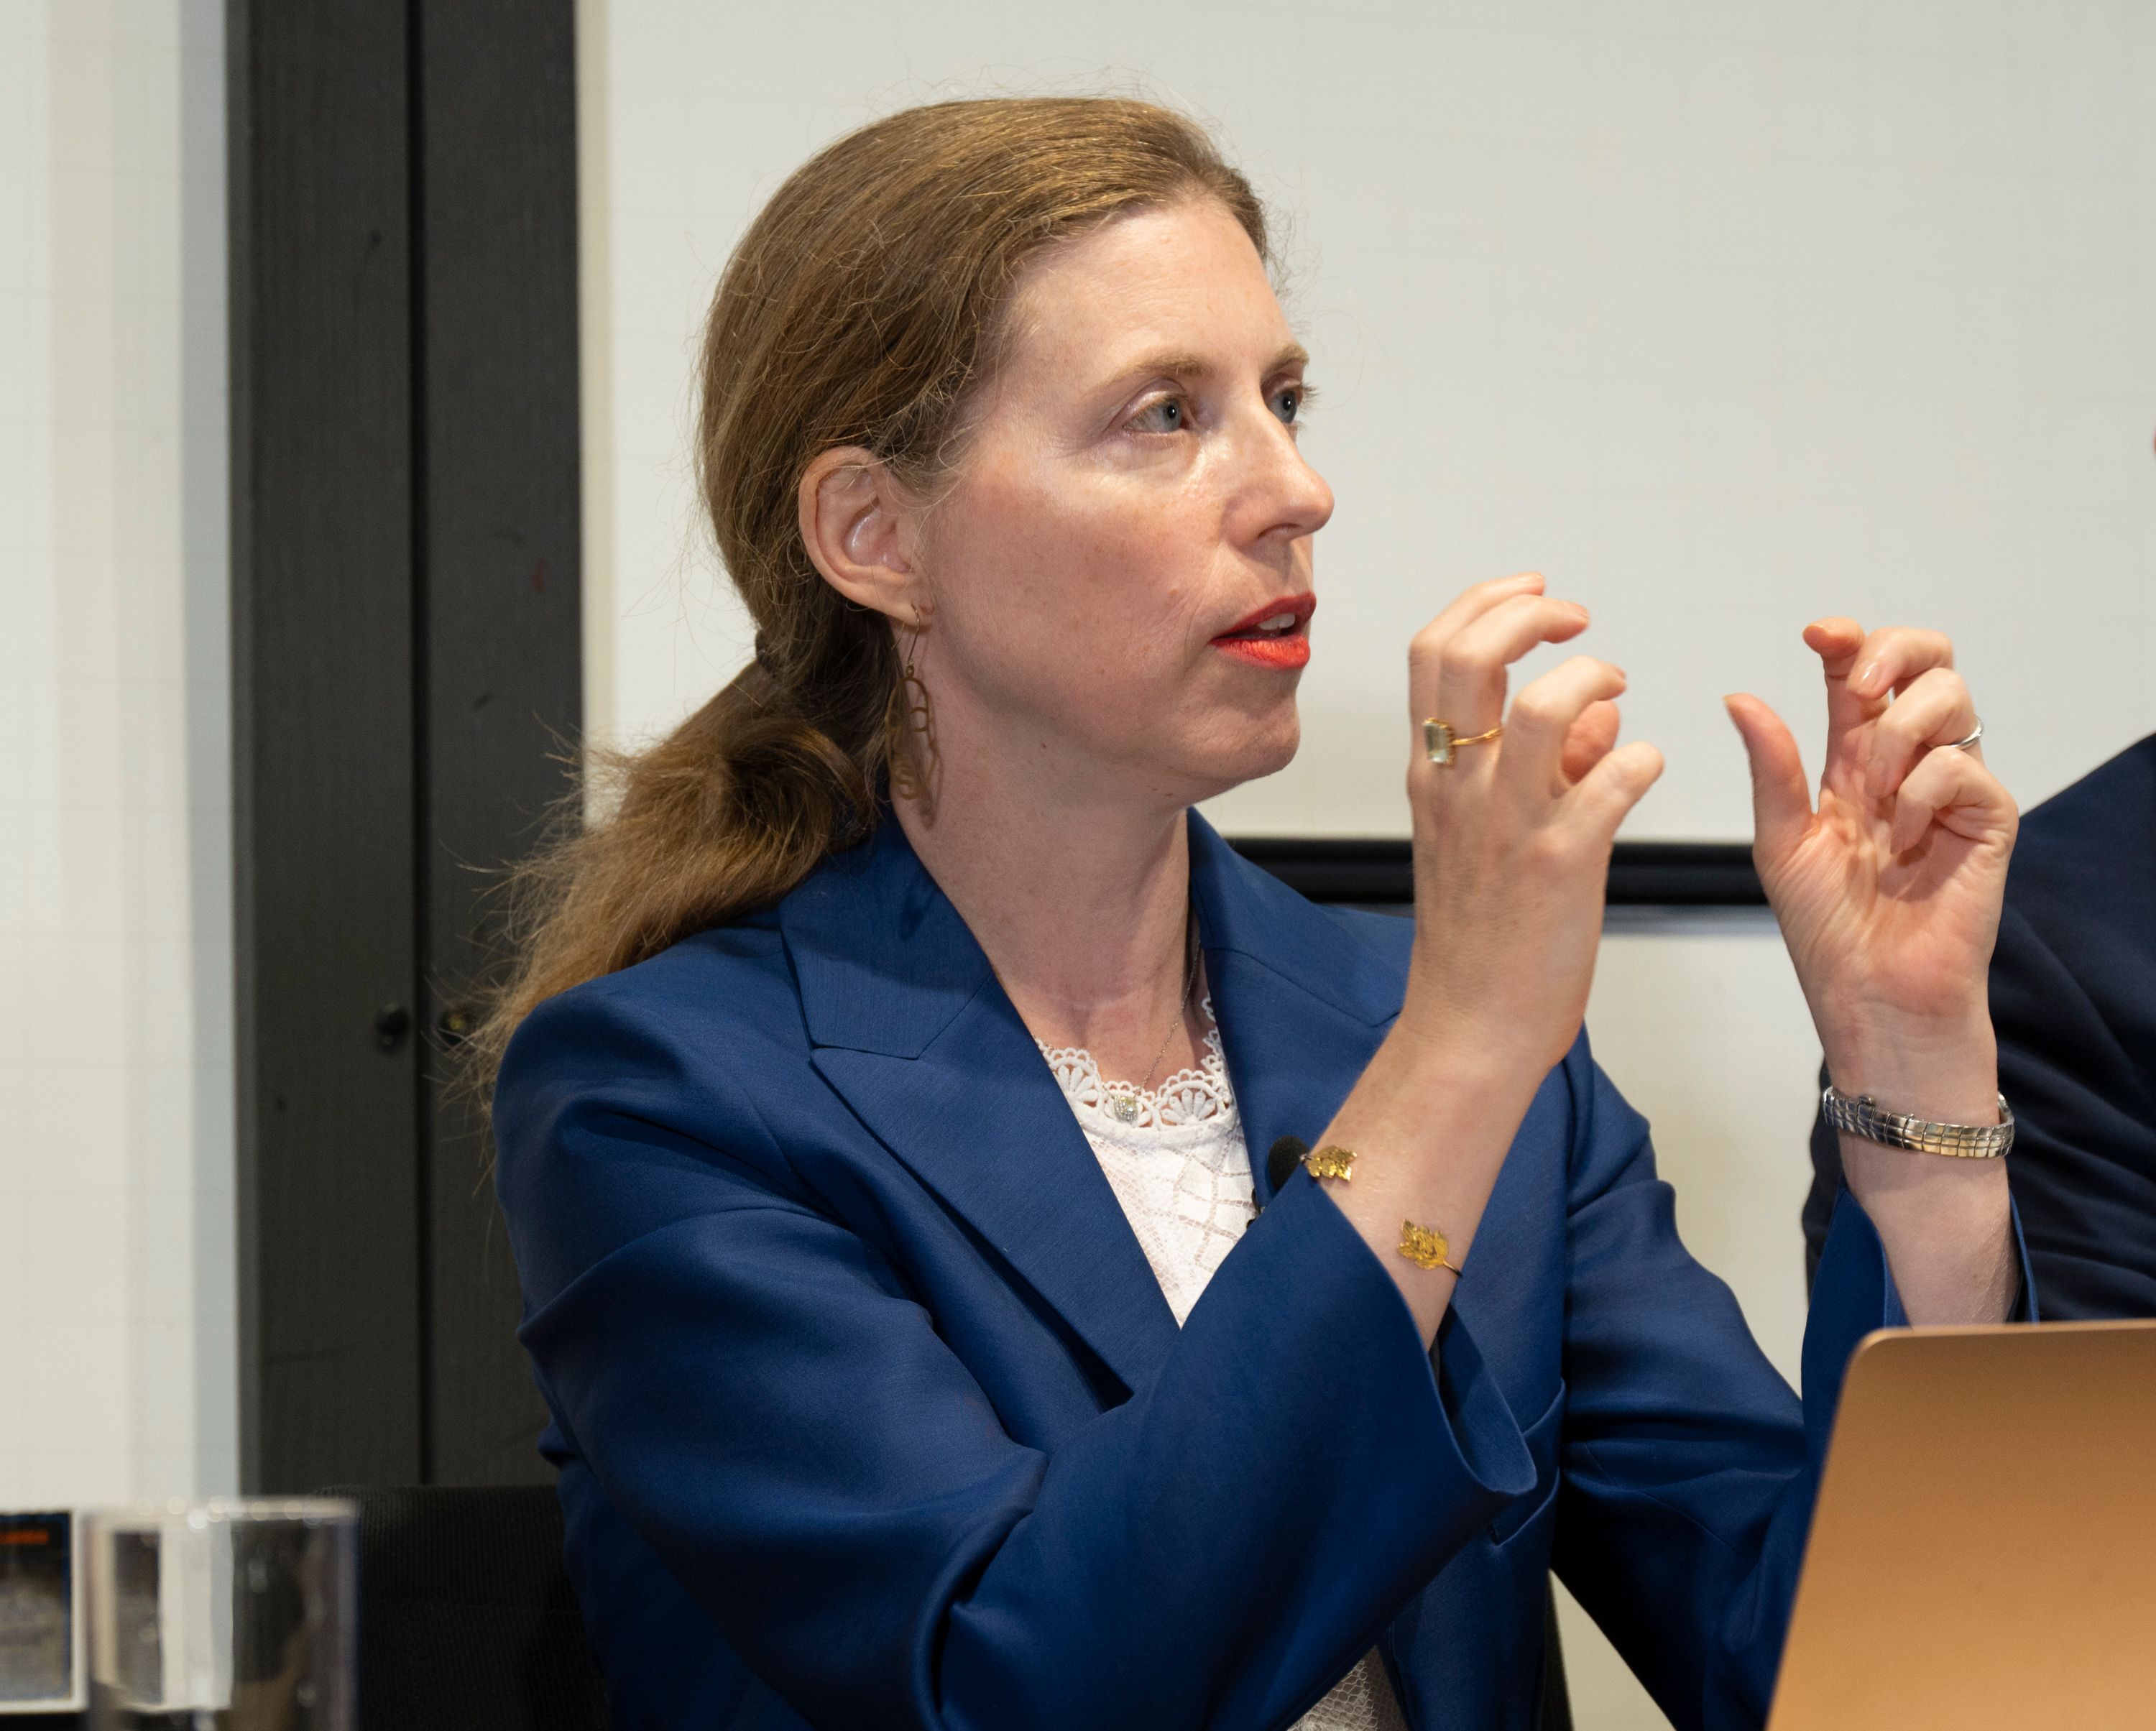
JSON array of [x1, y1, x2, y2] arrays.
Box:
[[1820, 1084, 2015, 1159]]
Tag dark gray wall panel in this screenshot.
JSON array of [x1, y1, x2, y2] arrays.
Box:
[[231, 0, 581, 1491], [228, 0, 424, 1492], [415, 0, 582, 1487]]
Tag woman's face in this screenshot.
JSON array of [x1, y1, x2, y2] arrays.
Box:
[[916, 198, 1335, 810]]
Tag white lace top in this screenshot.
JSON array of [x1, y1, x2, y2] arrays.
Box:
[[1037, 1002, 1409, 1731]]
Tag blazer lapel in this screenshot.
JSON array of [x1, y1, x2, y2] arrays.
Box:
[[784, 822, 1179, 1398], [1187, 816, 1406, 1209], [783, 814, 1427, 1400]]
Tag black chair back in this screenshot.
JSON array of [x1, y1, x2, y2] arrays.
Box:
[[323, 1485, 609, 1731]]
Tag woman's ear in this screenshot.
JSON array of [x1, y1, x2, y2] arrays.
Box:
[[797, 446, 923, 622]]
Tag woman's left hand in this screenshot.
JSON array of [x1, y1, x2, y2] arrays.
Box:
[[1726, 619, 2016, 1103], [1727, 619, 2018, 1323]]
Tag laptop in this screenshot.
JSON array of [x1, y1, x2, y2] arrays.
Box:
[[1769, 1319, 2156, 1729]]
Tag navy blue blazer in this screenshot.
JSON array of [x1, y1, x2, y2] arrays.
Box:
[[495, 813, 1968, 1731], [1807, 733, 2156, 1316]]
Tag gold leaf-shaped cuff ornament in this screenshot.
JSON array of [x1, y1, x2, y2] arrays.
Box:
[[1305, 1145, 1358, 1182], [1398, 1219, 1464, 1277]]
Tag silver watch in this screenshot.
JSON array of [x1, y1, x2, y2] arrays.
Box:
[[1821, 1084, 2015, 1159]]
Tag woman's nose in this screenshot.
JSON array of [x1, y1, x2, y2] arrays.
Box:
[[1281, 445, 1335, 537], [1241, 412, 1334, 543]]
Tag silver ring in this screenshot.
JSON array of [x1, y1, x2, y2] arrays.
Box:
[[1946, 717, 1984, 752]]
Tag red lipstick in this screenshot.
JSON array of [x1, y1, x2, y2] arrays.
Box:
[[1211, 593, 1315, 670]]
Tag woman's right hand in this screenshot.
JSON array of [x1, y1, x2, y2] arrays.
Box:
[[1312, 572, 1662, 1340], [1397, 572, 1664, 1080]]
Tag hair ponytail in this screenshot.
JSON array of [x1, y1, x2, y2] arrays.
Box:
[[470, 96, 1268, 1093]]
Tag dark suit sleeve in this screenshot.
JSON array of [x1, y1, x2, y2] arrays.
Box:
[[496, 984, 1539, 1731], [1984, 894, 2156, 1316], [1551, 1046, 2022, 1731], [1979, 737, 2156, 1316], [1802, 1063, 1841, 1287]]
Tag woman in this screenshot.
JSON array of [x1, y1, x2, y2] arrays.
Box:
[[489, 98, 2024, 1731]]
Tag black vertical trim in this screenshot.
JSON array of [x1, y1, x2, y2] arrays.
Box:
[[413, 0, 581, 1487], [226, 0, 257, 1494], [405, 0, 438, 1487], [231, 2, 579, 1491], [229, 0, 425, 1492]]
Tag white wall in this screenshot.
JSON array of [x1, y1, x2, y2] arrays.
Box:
[[579, 0, 2155, 842], [0, 1, 236, 1508]]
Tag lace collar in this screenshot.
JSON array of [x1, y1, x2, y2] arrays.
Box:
[[1036, 997, 1237, 1131]]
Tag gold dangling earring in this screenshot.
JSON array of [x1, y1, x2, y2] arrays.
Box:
[[884, 603, 939, 808]]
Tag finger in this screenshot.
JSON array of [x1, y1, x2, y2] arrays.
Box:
[[1866, 666, 1977, 799], [1418, 571, 1548, 646], [1889, 743, 2017, 856], [1560, 700, 1621, 785], [1724, 692, 1813, 863], [1804, 619, 1950, 791], [1802, 616, 1874, 752], [1504, 656, 1628, 790], [1406, 574, 1550, 721], [1846, 624, 1955, 701], [1407, 577, 1554, 744], [1416, 593, 1591, 736], [1564, 739, 1664, 837], [1811, 622, 1957, 790]]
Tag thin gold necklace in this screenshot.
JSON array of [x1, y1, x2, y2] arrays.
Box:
[[1110, 917, 1199, 1125]]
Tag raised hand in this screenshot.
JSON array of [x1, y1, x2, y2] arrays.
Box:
[[1314, 571, 1663, 1341], [1724, 620, 2015, 1116], [1725, 619, 2017, 1324], [1399, 572, 1664, 1076]]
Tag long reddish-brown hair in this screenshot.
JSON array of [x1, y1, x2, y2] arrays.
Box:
[[472, 96, 1268, 1089]]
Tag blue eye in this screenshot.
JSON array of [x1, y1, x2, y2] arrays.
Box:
[[1273, 387, 1302, 425], [1133, 395, 1186, 433]]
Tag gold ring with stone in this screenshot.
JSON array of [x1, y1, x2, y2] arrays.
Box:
[[1422, 719, 1503, 766]]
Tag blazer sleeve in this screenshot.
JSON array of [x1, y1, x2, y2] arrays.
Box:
[[495, 982, 1539, 1731], [1549, 1044, 2034, 1731]]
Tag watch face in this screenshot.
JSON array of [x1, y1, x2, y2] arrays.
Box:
[[0, 1513, 75, 1707]]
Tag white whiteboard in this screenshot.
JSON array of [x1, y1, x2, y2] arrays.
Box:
[[581, 1, 2156, 842]]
